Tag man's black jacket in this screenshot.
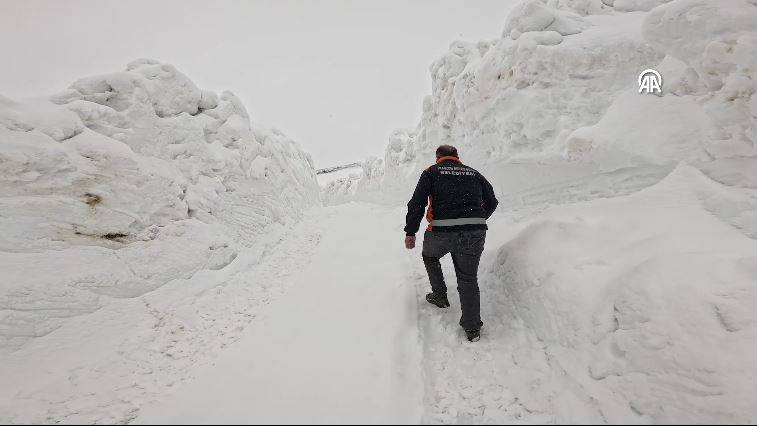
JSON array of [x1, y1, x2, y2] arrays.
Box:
[[404, 157, 498, 236]]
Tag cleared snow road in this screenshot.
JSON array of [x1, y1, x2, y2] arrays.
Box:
[[136, 202, 424, 424]]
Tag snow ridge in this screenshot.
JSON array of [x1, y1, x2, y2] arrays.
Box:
[[328, 0, 757, 423], [0, 59, 320, 351]]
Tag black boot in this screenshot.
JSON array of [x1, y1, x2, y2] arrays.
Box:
[[425, 292, 450, 308], [465, 328, 481, 342]]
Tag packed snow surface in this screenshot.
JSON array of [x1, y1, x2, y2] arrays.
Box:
[[2, 0, 757, 424], [135, 203, 423, 424]]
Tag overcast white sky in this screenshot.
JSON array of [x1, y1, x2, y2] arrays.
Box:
[[0, 0, 516, 167]]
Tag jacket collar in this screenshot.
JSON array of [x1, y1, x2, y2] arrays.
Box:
[[436, 156, 461, 164]]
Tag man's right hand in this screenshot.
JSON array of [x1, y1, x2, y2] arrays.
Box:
[[405, 235, 416, 249]]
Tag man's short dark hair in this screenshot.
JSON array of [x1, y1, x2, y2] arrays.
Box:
[[436, 145, 458, 158]]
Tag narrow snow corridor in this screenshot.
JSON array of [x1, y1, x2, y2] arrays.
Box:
[[3, 0, 757, 423], [136, 202, 424, 424]]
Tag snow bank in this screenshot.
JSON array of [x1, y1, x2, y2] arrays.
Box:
[[327, 0, 755, 203], [330, 0, 757, 422], [0, 60, 319, 351], [569, 0, 757, 167], [326, 3, 664, 203], [490, 164, 757, 423]]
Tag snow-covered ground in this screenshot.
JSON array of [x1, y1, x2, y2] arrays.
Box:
[[2, 0, 757, 424], [135, 203, 424, 424]]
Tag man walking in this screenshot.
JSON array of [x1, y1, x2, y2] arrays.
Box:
[[404, 145, 498, 342]]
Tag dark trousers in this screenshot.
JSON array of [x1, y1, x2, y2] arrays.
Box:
[[422, 229, 486, 330]]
